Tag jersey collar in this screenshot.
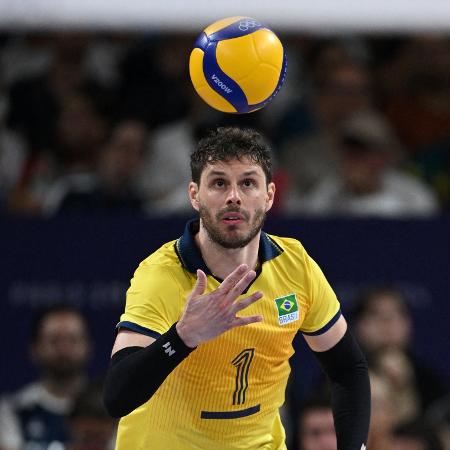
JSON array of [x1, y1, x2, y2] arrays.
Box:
[[175, 218, 283, 275]]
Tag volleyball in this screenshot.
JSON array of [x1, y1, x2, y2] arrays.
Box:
[[189, 16, 287, 114]]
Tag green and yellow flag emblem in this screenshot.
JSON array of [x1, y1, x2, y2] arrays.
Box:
[[274, 293, 299, 325]]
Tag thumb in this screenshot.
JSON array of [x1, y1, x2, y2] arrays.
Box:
[[191, 269, 207, 298]]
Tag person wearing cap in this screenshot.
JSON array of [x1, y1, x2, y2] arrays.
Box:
[[284, 110, 439, 217]]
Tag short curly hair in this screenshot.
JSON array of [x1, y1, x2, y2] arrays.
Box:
[[190, 127, 273, 185]]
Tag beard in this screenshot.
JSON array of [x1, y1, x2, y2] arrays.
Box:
[[199, 203, 266, 249], [40, 358, 87, 382]]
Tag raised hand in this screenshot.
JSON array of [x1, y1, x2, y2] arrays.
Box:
[[176, 264, 263, 348]]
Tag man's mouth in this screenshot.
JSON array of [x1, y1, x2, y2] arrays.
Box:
[[221, 213, 245, 223]]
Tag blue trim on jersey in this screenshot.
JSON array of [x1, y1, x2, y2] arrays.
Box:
[[301, 309, 342, 336], [116, 321, 161, 339], [201, 404, 260, 419], [203, 41, 249, 113], [175, 219, 283, 275]]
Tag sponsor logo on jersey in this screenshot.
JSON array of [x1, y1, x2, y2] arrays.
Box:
[[274, 293, 299, 325]]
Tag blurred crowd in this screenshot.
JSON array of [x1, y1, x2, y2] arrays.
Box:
[[0, 287, 448, 450], [0, 32, 449, 218], [284, 286, 450, 450]]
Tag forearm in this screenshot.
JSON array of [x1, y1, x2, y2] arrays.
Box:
[[103, 322, 195, 418], [314, 329, 371, 450]]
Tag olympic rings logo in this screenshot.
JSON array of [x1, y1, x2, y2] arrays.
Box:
[[238, 19, 261, 31]]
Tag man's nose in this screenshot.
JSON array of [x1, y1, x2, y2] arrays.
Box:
[[226, 185, 241, 205]]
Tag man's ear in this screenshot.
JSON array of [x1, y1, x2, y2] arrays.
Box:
[[265, 182, 276, 212], [189, 182, 200, 211]]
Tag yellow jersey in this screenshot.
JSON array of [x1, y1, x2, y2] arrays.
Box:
[[115, 220, 341, 450]]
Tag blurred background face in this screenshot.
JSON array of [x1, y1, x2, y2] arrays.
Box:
[[316, 63, 371, 126], [100, 120, 147, 185], [55, 93, 106, 165], [355, 293, 412, 352], [32, 311, 90, 380], [340, 147, 388, 194], [299, 408, 337, 450]]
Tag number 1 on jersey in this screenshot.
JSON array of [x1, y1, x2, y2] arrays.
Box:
[[231, 348, 255, 405]]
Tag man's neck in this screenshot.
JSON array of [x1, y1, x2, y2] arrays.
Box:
[[195, 229, 260, 280]]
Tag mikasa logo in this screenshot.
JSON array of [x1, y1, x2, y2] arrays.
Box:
[[211, 74, 232, 93]]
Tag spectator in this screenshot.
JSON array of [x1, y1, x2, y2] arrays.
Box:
[[391, 419, 443, 450], [380, 35, 450, 154], [276, 39, 373, 147], [10, 90, 109, 215], [117, 34, 192, 130], [45, 119, 147, 215], [68, 379, 116, 450], [277, 42, 373, 204], [297, 395, 336, 450], [351, 286, 448, 412], [0, 304, 91, 450], [368, 372, 397, 450], [0, 75, 28, 211], [284, 110, 439, 217], [6, 33, 110, 154]]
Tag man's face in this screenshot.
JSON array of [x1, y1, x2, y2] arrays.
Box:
[[355, 295, 411, 352], [189, 157, 275, 249], [32, 312, 90, 380], [299, 408, 337, 450]]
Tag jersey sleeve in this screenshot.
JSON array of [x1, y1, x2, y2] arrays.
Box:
[[117, 262, 183, 338], [299, 252, 341, 335]]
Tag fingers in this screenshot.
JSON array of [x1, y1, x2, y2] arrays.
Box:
[[232, 314, 263, 328], [231, 291, 263, 314], [225, 269, 257, 302], [190, 269, 207, 298], [219, 264, 249, 293]]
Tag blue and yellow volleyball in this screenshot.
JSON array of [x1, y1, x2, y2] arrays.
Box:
[[189, 17, 287, 114]]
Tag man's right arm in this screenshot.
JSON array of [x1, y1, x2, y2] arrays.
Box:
[[111, 329, 156, 356], [103, 323, 195, 418], [103, 265, 263, 418]]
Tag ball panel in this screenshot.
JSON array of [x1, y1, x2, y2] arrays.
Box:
[[189, 48, 208, 89], [195, 85, 237, 113], [189, 48, 236, 113], [204, 16, 244, 36], [202, 42, 250, 113], [216, 34, 257, 81], [252, 29, 284, 67], [238, 63, 280, 104]]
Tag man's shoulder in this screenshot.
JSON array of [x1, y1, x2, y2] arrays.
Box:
[[266, 233, 306, 254], [132, 239, 191, 288], [140, 239, 180, 269]]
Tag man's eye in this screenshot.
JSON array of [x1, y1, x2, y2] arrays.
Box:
[[243, 179, 254, 187], [215, 179, 225, 187]]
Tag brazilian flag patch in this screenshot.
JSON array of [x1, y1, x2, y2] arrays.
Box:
[[274, 294, 299, 325]]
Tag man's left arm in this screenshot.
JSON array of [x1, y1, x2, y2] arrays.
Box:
[[304, 315, 370, 450]]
